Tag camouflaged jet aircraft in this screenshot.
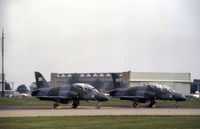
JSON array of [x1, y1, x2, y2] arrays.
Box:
[[110, 73, 186, 108], [31, 72, 108, 108]]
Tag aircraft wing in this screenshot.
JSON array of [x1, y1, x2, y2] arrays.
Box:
[[36, 96, 73, 99], [114, 96, 152, 100]]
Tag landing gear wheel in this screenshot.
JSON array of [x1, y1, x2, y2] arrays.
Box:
[[96, 102, 102, 109], [132, 102, 139, 108], [148, 101, 156, 108], [132, 99, 139, 108], [174, 103, 179, 108], [72, 100, 80, 108], [53, 103, 59, 109]]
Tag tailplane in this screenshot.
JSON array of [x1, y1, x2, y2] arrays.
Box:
[[35, 72, 50, 88]]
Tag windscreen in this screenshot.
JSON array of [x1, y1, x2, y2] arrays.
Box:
[[148, 84, 175, 93], [72, 83, 95, 92]]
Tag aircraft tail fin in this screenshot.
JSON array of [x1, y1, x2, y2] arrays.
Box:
[[35, 72, 50, 88], [111, 73, 125, 89]]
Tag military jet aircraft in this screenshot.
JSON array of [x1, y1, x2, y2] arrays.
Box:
[[31, 72, 108, 109], [110, 73, 186, 108]]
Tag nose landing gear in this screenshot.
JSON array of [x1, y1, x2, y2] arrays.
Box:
[[174, 102, 179, 108], [96, 102, 102, 109]]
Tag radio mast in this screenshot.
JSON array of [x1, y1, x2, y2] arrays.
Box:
[[1, 29, 5, 98]]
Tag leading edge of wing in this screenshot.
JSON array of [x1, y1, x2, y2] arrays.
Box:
[[36, 96, 72, 99], [113, 96, 151, 99]]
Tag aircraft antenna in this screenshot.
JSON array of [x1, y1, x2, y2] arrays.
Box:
[[1, 29, 5, 97]]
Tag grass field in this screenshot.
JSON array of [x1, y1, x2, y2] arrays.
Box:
[[0, 116, 200, 129], [0, 97, 200, 108], [0, 97, 54, 106]]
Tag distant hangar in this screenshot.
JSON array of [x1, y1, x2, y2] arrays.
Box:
[[128, 72, 191, 95], [51, 71, 191, 95]]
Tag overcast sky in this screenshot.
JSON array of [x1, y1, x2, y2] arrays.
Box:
[[0, 0, 200, 88]]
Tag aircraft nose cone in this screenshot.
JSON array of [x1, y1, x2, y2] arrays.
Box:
[[173, 93, 187, 101], [180, 94, 187, 101], [95, 93, 109, 101]]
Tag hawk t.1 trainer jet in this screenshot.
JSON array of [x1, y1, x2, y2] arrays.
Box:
[[110, 73, 186, 108], [31, 72, 108, 108]]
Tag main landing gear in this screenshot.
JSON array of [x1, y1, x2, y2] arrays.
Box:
[[132, 99, 139, 108], [145, 99, 156, 108], [132, 99, 157, 108], [72, 100, 80, 108], [53, 103, 59, 109], [53, 100, 80, 109], [132, 102, 139, 108], [148, 101, 156, 108]]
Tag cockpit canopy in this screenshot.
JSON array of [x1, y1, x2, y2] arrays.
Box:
[[72, 83, 98, 92], [148, 84, 176, 93]]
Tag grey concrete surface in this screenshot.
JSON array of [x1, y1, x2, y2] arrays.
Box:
[[1, 107, 200, 117]]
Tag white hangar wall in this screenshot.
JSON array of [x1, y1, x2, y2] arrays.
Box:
[[129, 72, 191, 95]]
